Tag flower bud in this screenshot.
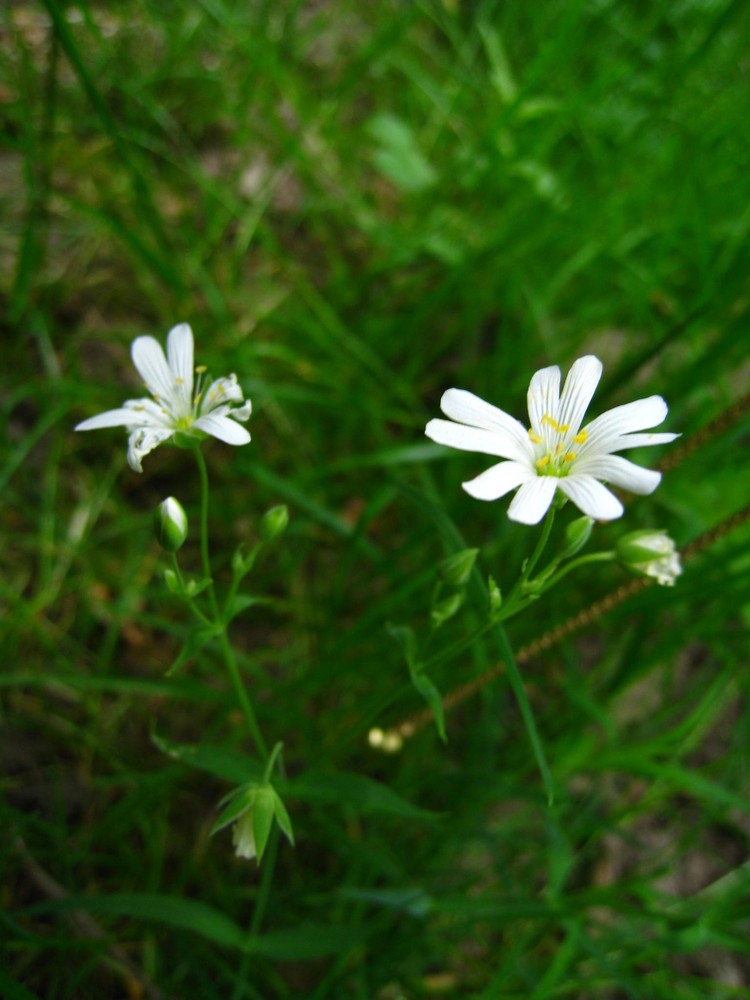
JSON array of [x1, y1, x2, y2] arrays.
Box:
[[438, 548, 479, 588], [154, 497, 188, 552], [260, 505, 289, 541], [560, 516, 593, 559], [616, 530, 681, 587]]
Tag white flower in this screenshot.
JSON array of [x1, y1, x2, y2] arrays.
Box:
[[616, 530, 682, 586], [75, 323, 251, 472], [425, 355, 678, 525]]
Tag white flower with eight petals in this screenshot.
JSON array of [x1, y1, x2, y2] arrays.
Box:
[[425, 355, 678, 525], [75, 323, 251, 472]]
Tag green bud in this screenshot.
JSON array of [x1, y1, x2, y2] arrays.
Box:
[[560, 516, 593, 559], [616, 530, 681, 587], [438, 548, 479, 588], [431, 592, 463, 629], [155, 497, 188, 552], [488, 575, 503, 616], [260, 505, 289, 542]]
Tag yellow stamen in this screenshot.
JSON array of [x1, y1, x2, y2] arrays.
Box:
[[563, 452, 577, 463], [573, 429, 588, 444], [555, 443, 564, 456], [541, 414, 570, 433], [536, 455, 550, 469], [195, 365, 207, 374], [175, 376, 184, 384], [528, 429, 542, 444]]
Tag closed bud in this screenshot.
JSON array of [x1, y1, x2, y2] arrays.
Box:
[[616, 530, 681, 587], [155, 497, 188, 553], [561, 516, 593, 559], [438, 548, 479, 588], [260, 505, 289, 542]]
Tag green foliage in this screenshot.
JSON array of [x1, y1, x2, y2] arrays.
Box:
[[3, 0, 750, 997]]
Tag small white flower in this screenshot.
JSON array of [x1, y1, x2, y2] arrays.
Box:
[[75, 323, 251, 472], [425, 355, 678, 525], [617, 530, 682, 586]]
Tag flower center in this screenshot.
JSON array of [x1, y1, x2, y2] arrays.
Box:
[[529, 416, 588, 477]]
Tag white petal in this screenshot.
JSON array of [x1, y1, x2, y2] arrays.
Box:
[[122, 398, 175, 427], [582, 396, 669, 454], [166, 324, 194, 414], [200, 374, 244, 414], [230, 401, 252, 422], [574, 454, 661, 494], [75, 407, 143, 430], [166, 324, 194, 381], [439, 389, 530, 455], [607, 431, 680, 452], [507, 477, 558, 525], [462, 461, 535, 501], [426, 418, 533, 463], [194, 412, 251, 445], [557, 475, 623, 520], [127, 427, 174, 472], [526, 365, 561, 438], [131, 335, 176, 404], [557, 356, 603, 434]]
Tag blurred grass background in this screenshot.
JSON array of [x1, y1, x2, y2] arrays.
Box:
[[2, 0, 750, 997]]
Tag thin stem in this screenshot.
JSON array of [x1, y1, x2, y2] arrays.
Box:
[[169, 553, 212, 627], [522, 505, 556, 582], [541, 551, 616, 592], [194, 447, 268, 762]]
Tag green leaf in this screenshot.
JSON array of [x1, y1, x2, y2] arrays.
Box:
[[438, 548, 479, 588], [0, 969, 41, 1000], [211, 787, 255, 836], [386, 623, 419, 672], [286, 770, 437, 820], [223, 594, 272, 624], [184, 576, 212, 598], [340, 886, 434, 918], [272, 789, 295, 845], [411, 672, 447, 743], [488, 575, 503, 617], [367, 114, 438, 193], [152, 735, 263, 785], [34, 893, 244, 949], [246, 922, 366, 959], [430, 592, 463, 630], [166, 624, 220, 676], [252, 786, 276, 863]]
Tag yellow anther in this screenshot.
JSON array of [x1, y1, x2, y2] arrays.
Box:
[[541, 414, 570, 433], [175, 376, 184, 384], [528, 429, 542, 444], [195, 365, 207, 374], [535, 455, 550, 469], [563, 452, 577, 463], [555, 443, 564, 456], [573, 429, 588, 444]]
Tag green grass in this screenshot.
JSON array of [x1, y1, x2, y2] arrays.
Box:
[[3, 0, 750, 996]]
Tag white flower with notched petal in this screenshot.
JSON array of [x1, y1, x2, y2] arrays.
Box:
[[425, 355, 678, 525], [75, 323, 251, 472]]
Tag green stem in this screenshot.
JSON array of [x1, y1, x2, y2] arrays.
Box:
[[194, 448, 268, 762], [522, 505, 556, 582], [169, 553, 212, 626], [541, 551, 616, 592]]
